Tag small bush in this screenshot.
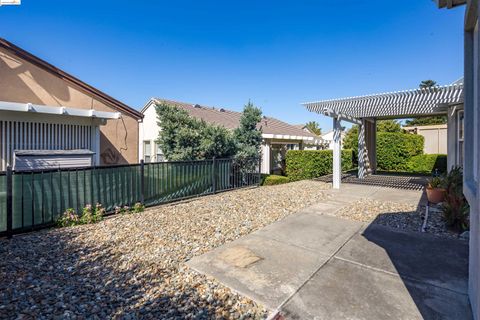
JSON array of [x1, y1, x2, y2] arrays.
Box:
[[376, 132, 424, 171], [57, 208, 80, 227], [405, 154, 447, 174], [133, 202, 145, 213], [261, 174, 290, 186], [427, 176, 445, 189], [115, 205, 130, 215], [442, 167, 469, 232], [57, 204, 105, 227], [80, 203, 104, 224], [285, 149, 354, 181]]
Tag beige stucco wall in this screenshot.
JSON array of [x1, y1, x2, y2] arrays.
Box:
[[404, 124, 448, 154], [0, 47, 139, 165]]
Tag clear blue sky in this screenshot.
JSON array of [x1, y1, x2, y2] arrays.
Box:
[[0, 0, 465, 131]]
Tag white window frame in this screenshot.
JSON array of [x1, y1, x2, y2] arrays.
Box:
[[457, 109, 464, 167], [143, 140, 151, 163], [154, 142, 164, 162]]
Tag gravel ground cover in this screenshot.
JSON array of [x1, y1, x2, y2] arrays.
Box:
[[0, 180, 330, 320], [334, 199, 461, 239]]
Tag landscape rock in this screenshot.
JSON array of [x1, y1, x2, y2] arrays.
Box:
[[0, 180, 330, 319]]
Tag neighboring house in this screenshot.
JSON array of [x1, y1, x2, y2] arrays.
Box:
[[0, 38, 143, 170], [321, 130, 346, 150], [403, 124, 448, 154], [293, 124, 328, 150], [139, 98, 324, 174], [437, 1, 480, 318]]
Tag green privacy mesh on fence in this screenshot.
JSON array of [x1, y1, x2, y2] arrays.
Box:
[[9, 165, 142, 231], [1, 157, 260, 236], [0, 174, 6, 232]]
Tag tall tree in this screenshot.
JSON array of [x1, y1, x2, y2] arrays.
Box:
[[155, 102, 204, 161], [305, 121, 322, 136], [405, 80, 447, 126], [419, 79, 437, 88], [155, 102, 236, 160], [234, 101, 263, 160]]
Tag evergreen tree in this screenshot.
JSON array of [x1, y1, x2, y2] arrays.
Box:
[[405, 80, 447, 126], [233, 101, 263, 160], [155, 102, 236, 160], [419, 79, 437, 88], [156, 101, 262, 161], [155, 102, 204, 161]]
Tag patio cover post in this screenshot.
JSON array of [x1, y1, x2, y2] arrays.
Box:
[[358, 119, 369, 179], [358, 119, 376, 178], [367, 119, 377, 173], [333, 117, 342, 189]]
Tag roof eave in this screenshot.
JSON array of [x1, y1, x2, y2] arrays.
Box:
[[436, 0, 467, 8], [0, 38, 143, 120]]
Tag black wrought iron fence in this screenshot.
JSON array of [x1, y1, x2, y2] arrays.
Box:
[[0, 157, 261, 237]]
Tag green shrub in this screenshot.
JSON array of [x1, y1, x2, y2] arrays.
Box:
[[261, 174, 290, 186], [376, 132, 424, 171], [427, 176, 445, 189], [57, 203, 105, 227], [57, 208, 80, 227], [133, 202, 145, 213], [405, 154, 447, 174], [286, 149, 354, 181], [442, 167, 469, 232]]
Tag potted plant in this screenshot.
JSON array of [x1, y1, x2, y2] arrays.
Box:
[[426, 176, 446, 204]]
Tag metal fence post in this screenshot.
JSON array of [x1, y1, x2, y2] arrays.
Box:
[[212, 157, 216, 194], [140, 160, 145, 204], [6, 166, 13, 239], [257, 156, 262, 186]]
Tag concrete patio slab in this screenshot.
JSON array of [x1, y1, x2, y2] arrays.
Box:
[[336, 223, 469, 294], [299, 200, 349, 215], [187, 234, 330, 309], [187, 185, 471, 319], [281, 258, 472, 320], [252, 212, 363, 256]]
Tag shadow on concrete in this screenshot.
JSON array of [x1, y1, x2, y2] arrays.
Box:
[[356, 220, 471, 319], [315, 171, 428, 191]]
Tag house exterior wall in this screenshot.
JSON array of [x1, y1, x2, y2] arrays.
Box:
[[447, 105, 465, 170], [139, 102, 162, 162], [463, 2, 480, 318], [0, 47, 139, 165]]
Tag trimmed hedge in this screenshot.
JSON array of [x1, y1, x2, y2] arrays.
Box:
[[261, 174, 290, 186], [404, 154, 447, 174], [376, 132, 424, 171], [286, 149, 354, 181]]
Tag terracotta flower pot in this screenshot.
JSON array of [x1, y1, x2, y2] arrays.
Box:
[[426, 187, 446, 204]]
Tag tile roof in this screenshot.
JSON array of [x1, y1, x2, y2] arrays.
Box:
[[152, 98, 319, 139]]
